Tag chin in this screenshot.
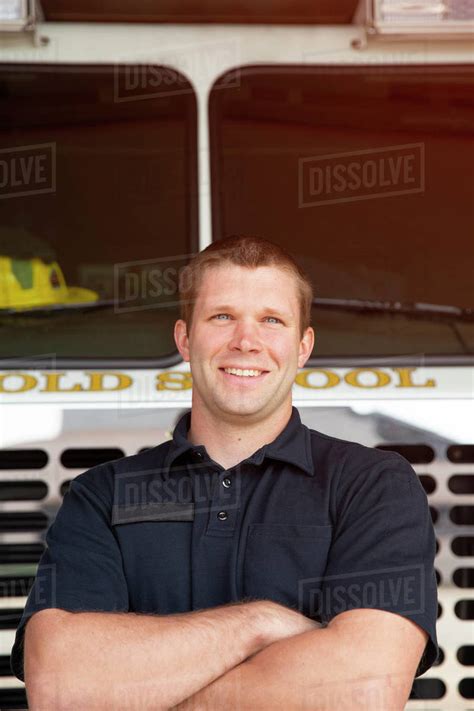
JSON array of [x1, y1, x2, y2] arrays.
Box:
[[216, 399, 266, 418]]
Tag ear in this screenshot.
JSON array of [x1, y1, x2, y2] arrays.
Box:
[[298, 327, 315, 368], [174, 319, 190, 362]]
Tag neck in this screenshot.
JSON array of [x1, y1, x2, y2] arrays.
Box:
[[187, 400, 293, 470]]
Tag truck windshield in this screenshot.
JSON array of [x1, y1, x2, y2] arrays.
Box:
[[40, 0, 356, 24], [209, 65, 474, 359], [0, 64, 198, 365]]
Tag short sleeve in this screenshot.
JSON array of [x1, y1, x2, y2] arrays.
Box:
[[318, 451, 439, 678], [10, 472, 129, 681]]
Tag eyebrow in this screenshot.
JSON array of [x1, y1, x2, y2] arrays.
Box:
[[208, 305, 293, 320]]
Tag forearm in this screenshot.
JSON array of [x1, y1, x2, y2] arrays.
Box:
[[173, 625, 412, 711], [25, 601, 270, 711]]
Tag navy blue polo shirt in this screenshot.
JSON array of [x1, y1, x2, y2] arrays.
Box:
[[11, 406, 439, 681]]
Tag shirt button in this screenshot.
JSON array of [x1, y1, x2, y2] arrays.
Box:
[[217, 511, 228, 521], [193, 450, 203, 460], [222, 477, 232, 488]]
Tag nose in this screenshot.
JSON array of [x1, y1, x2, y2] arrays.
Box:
[[228, 318, 262, 353]]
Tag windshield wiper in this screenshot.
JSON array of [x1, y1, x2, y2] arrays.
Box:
[[312, 298, 474, 322], [312, 297, 474, 354]]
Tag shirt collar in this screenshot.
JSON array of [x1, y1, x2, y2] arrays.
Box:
[[164, 406, 314, 476]]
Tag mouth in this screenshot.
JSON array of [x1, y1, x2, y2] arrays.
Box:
[[219, 367, 269, 382]]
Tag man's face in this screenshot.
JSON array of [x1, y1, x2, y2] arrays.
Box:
[[174, 264, 314, 423]]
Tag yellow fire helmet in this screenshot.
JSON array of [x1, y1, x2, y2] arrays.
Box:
[[0, 227, 99, 312]]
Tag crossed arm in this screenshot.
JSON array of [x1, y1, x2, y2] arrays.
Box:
[[25, 601, 427, 711], [172, 608, 427, 711]]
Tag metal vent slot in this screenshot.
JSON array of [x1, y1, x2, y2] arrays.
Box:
[[0, 655, 13, 676], [0, 608, 23, 630], [459, 678, 474, 698], [410, 678, 446, 699], [0, 688, 27, 709], [452, 536, 474, 556], [0, 449, 48, 469], [453, 569, 474, 588], [449, 475, 474, 494], [0, 512, 48, 532], [60, 448, 125, 468], [375, 444, 434, 464], [60, 480, 72, 497], [0, 575, 34, 598], [419, 474, 436, 494], [0, 481, 48, 501], [0, 543, 44, 564], [450, 507, 474, 525], [458, 646, 474, 665], [448, 446, 474, 463], [455, 600, 474, 619]]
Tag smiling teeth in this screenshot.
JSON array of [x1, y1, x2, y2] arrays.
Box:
[[224, 368, 262, 377]]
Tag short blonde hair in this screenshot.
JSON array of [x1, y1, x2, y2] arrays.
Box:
[[179, 235, 313, 337]]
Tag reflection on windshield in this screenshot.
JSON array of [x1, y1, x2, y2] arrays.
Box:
[[0, 229, 100, 314], [311, 297, 474, 357], [0, 64, 198, 363], [210, 65, 474, 358]]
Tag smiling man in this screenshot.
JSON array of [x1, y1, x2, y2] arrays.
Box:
[[174, 256, 314, 470], [13, 236, 438, 710]]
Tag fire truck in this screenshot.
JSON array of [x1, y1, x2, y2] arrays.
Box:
[[0, 1, 473, 708]]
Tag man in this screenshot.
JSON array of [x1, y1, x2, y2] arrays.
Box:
[[12, 235, 438, 710]]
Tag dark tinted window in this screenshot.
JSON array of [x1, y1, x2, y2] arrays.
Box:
[[42, 0, 357, 24], [0, 65, 197, 364], [210, 65, 474, 360]]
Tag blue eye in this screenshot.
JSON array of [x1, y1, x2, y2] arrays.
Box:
[[212, 313, 282, 323], [214, 313, 230, 320]]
